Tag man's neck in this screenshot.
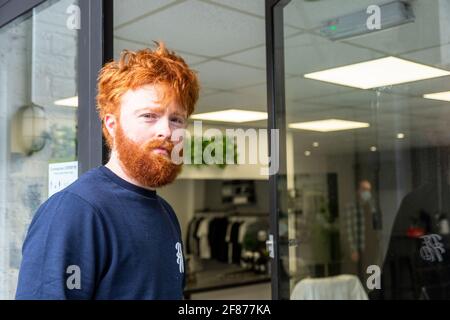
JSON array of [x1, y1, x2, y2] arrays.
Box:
[[105, 151, 156, 192]]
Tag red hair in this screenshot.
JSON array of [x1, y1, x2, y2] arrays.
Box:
[[96, 42, 199, 149]]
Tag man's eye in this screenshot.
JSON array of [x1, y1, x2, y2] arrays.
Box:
[[171, 117, 186, 125], [141, 113, 158, 120]]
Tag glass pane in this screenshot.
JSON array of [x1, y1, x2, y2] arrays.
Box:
[[282, 0, 450, 299], [114, 0, 271, 299], [0, 0, 78, 299]]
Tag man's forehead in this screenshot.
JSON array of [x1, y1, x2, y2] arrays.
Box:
[[122, 84, 164, 106], [121, 84, 185, 115]]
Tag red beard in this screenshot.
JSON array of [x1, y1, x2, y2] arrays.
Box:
[[115, 124, 182, 188]]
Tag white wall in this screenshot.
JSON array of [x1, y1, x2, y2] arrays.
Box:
[[158, 179, 205, 240]]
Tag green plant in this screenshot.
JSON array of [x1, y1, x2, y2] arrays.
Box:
[[187, 135, 238, 169]]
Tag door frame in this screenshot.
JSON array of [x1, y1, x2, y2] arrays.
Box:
[[265, 0, 291, 300], [77, 0, 113, 173], [2, 0, 295, 300]]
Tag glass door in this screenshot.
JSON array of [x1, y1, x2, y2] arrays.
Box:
[[0, 0, 78, 299], [272, 0, 450, 300]]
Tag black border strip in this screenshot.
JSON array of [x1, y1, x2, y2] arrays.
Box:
[[0, 0, 46, 28]]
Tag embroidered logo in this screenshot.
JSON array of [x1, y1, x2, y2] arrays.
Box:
[[175, 242, 184, 273], [420, 234, 445, 262]]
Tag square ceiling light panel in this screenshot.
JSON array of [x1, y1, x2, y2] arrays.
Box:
[[191, 109, 268, 123], [289, 119, 370, 132], [423, 91, 450, 102], [304, 57, 450, 89]]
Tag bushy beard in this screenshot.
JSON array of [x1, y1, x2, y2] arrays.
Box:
[[115, 124, 182, 188]]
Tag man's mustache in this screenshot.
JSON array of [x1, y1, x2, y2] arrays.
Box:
[[143, 139, 175, 153]]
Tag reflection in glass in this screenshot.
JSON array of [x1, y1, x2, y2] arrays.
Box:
[[0, 0, 78, 299], [282, 0, 450, 300]]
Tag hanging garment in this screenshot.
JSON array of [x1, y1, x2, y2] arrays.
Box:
[[291, 275, 368, 300], [225, 219, 237, 264], [192, 217, 204, 257], [208, 217, 229, 262], [230, 222, 243, 264], [197, 218, 212, 259], [186, 217, 199, 254]]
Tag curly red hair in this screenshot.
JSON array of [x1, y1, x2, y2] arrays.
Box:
[[96, 42, 199, 149]]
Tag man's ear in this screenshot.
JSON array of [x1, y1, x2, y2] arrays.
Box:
[[104, 113, 117, 139]]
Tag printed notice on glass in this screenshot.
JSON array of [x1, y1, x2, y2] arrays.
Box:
[[48, 161, 78, 198]]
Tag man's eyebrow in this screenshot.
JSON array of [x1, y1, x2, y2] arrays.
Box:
[[133, 106, 164, 114], [134, 106, 186, 118]]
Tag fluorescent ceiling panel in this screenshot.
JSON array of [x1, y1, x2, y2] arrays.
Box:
[[423, 91, 450, 102], [289, 119, 370, 132], [191, 109, 267, 123], [304, 57, 450, 89]]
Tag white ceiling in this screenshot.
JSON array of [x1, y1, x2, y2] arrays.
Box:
[[113, 0, 450, 157]]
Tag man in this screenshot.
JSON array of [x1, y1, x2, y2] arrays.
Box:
[[15, 43, 199, 299], [346, 180, 381, 285]]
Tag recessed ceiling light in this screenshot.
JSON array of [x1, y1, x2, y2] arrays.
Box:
[[54, 96, 78, 107], [313, 142, 319, 147], [191, 109, 268, 123], [397, 133, 405, 139], [423, 91, 450, 102], [370, 146, 377, 152], [304, 57, 450, 89], [305, 151, 311, 156], [289, 119, 370, 132]]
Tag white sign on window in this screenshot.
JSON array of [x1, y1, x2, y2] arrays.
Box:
[[48, 161, 78, 198]]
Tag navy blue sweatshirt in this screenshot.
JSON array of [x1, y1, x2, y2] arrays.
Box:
[[15, 166, 185, 300]]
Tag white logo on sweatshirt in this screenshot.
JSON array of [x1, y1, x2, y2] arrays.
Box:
[[175, 242, 184, 273]]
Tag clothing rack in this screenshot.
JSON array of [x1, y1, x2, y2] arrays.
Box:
[[186, 210, 271, 289]]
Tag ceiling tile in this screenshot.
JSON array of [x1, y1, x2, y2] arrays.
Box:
[[194, 60, 267, 90], [208, 0, 264, 17], [114, 0, 179, 28], [221, 45, 266, 69], [233, 83, 267, 101], [389, 75, 450, 97], [402, 43, 450, 70], [196, 90, 266, 113], [115, 0, 267, 57], [300, 90, 408, 109], [221, 28, 304, 69], [284, 33, 383, 76], [286, 76, 353, 102]]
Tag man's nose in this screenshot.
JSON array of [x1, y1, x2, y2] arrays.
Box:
[[155, 117, 171, 139]]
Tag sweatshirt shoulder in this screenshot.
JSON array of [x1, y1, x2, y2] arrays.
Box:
[[59, 166, 111, 210], [157, 195, 181, 232], [157, 195, 177, 217]]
